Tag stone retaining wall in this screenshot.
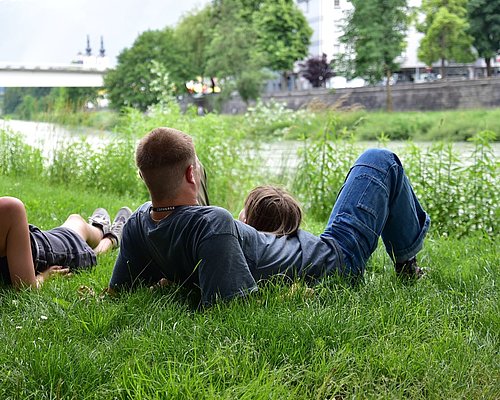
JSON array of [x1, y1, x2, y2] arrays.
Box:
[[219, 77, 500, 114]]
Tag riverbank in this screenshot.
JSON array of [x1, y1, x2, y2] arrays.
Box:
[[1, 117, 498, 237], [2, 119, 500, 174], [3, 105, 500, 142]]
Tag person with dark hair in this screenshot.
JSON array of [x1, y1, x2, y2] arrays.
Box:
[[239, 185, 302, 236], [0, 197, 131, 288], [110, 127, 430, 306]]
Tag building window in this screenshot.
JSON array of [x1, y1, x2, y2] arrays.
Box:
[[334, 0, 340, 7], [297, 0, 309, 12]]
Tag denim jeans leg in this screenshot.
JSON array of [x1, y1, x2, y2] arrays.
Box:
[[320, 149, 430, 276]]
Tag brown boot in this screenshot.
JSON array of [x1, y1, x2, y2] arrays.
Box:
[[395, 257, 426, 279]]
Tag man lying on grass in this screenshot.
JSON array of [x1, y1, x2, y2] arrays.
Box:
[[109, 127, 430, 306], [0, 197, 131, 288]]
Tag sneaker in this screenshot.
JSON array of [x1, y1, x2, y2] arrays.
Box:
[[105, 207, 132, 247], [395, 257, 426, 279], [88, 208, 111, 236]]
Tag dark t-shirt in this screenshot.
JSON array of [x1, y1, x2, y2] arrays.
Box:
[[109, 203, 343, 305]]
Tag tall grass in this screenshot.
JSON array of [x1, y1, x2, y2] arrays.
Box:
[[1, 106, 263, 212], [239, 103, 500, 142], [16, 103, 500, 142], [294, 127, 498, 238], [404, 131, 498, 237], [1, 111, 498, 238], [0, 127, 44, 178]]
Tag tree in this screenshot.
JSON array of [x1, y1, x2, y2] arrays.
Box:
[[174, 6, 213, 81], [253, 0, 312, 87], [205, 0, 268, 102], [300, 54, 334, 88], [339, 0, 410, 111], [2, 88, 50, 115], [417, 0, 475, 79], [104, 29, 185, 111], [467, 0, 500, 77]]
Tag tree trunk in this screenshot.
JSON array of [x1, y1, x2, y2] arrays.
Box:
[[485, 57, 492, 77], [440, 58, 446, 79], [281, 71, 289, 92], [386, 69, 393, 112]]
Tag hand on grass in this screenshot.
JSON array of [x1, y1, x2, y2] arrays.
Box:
[[36, 266, 70, 286]]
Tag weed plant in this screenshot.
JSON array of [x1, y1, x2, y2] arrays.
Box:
[[0, 127, 44, 177], [244, 100, 315, 138], [293, 127, 498, 238], [403, 131, 499, 237]]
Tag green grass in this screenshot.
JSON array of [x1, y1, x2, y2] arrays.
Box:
[[0, 108, 498, 398], [237, 105, 500, 142], [0, 175, 498, 399]]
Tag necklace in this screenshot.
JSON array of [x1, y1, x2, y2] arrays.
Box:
[[151, 205, 178, 212], [149, 205, 178, 223]]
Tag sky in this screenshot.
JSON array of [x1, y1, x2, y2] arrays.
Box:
[[0, 0, 210, 66]]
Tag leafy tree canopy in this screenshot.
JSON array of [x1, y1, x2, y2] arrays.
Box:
[[417, 0, 475, 77], [339, 0, 410, 84], [299, 54, 334, 88], [467, 0, 500, 76], [104, 29, 185, 111], [104, 0, 312, 109], [253, 0, 312, 73], [174, 6, 213, 80], [339, 0, 410, 111], [205, 0, 269, 101]]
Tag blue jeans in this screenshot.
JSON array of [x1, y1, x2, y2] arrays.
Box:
[[321, 149, 430, 276]]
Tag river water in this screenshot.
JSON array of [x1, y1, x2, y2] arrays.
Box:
[[1, 119, 499, 171]]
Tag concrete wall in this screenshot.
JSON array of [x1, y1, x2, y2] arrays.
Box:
[[220, 77, 500, 114]]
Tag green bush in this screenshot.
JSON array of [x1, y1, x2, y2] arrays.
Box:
[[243, 100, 315, 139]]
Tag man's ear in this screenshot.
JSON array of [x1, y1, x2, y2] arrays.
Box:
[[186, 164, 196, 184]]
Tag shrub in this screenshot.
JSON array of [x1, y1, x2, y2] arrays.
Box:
[[244, 100, 314, 138]]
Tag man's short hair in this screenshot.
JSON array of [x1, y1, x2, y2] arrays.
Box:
[[136, 127, 196, 201], [243, 185, 302, 236]]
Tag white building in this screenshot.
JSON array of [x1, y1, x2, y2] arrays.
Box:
[[294, 0, 497, 87], [296, 0, 354, 65], [296, 0, 424, 67]]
